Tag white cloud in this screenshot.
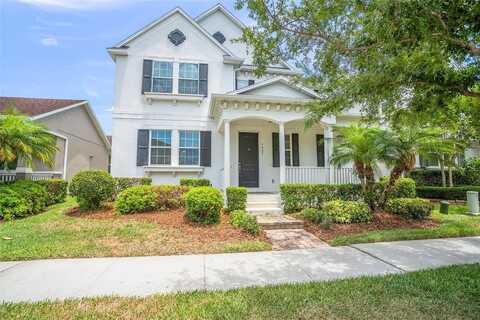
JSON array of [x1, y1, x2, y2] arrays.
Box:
[[17, 0, 136, 10], [40, 36, 58, 46], [85, 88, 99, 97]]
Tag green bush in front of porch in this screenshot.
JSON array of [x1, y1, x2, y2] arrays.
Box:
[[226, 186, 247, 212]]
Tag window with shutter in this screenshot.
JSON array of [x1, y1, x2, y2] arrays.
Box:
[[316, 135, 325, 167], [136, 130, 149, 166], [200, 131, 211, 167], [141, 60, 153, 94]]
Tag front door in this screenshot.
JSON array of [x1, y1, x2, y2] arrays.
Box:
[[238, 132, 259, 188]]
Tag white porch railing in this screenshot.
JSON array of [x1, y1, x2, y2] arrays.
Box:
[[0, 171, 16, 183], [0, 171, 62, 183], [285, 167, 360, 184]]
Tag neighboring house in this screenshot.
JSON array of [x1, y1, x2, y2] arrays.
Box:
[[0, 97, 110, 180], [108, 4, 478, 191]]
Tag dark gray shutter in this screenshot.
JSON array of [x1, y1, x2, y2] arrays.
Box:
[[142, 60, 153, 94], [248, 79, 255, 86], [292, 133, 300, 167], [316, 134, 325, 167], [200, 131, 211, 167], [272, 132, 279, 167], [199, 64, 208, 96], [137, 130, 149, 166]]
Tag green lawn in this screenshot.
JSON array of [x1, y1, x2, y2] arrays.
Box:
[[1, 264, 478, 319], [331, 204, 480, 246], [0, 198, 270, 261]]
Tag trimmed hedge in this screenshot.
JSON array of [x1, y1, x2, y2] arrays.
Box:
[[319, 200, 372, 223], [416, 185, 480, 200], [153, 185, 189, 210], [116, 185, 157, 214], [115, 184, 189, 214], [408, 169, 468, 186], [36, 179, 68, 205], [385, 198, 433, 220], [185, 187, 223, 224], [226, 187, 247, 212], [0, 179, 67, 220], [280, 183, 362, 213], [114, 177, 152, 197], [70, 170, 115, 211], [229, 210, 261, 235], [180, 178, 211, 187]]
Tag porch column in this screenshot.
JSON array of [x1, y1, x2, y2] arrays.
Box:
[[279, 122, 286, 184], [223, 120, 231, 189], [15, 157, 32, 180], [324, 126, 334, 183]]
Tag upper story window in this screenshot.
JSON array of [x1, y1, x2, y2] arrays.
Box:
[[179, 63, 200, 95], [150, 129, 172, 165], [152, 61, 173, 93], [236, 79, 255, 90], [179, 130, 200, 165]]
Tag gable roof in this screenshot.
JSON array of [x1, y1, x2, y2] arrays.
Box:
[[230, 76, 320, 98], [0, 96, 110, 150], [0, 97, 85, 116], [195, 3, 246, 30], [112, 7, 240, 60]]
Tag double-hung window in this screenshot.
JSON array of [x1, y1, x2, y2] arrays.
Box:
[[179, 63, 199, 94], [179, 130, 200, 165], [152, 61, 173, 93], [150, 130, 172, 165], [285, 134, 292, 166]]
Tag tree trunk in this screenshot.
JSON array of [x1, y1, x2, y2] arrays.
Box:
[[378, 165, 403, 208], [448, 155, 454, 187], [440, 155, 446, 187]]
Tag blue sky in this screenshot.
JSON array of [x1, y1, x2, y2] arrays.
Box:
[[0, 0, 251, 134]]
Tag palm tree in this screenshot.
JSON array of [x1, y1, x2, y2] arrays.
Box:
[[379, 126, 453, 202], [0, 109, 58, 169], [331, 125, 388, 193]]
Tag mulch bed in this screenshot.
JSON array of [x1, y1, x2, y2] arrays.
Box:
[[298, 212, 440, 242], [66, 206, 269, 244]]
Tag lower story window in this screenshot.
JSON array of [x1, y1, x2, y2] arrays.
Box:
[[179, 130, 200, 165], [150, 130, 171, 165]]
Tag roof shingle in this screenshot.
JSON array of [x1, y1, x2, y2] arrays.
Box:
[[0, 96, 85, 117]]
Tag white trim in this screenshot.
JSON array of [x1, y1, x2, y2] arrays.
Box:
[[144, 93, 204, 105], [47, 130, 69, 179], [195, 3, 246, 30], [144, 166, 203, 176], [230, 76, 320, 98], [113, 7, 239, 60], [31, 101, 111, 151], [235, 65, 300, 76]]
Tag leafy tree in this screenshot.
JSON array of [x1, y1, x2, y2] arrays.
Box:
[[0, 109, 57, 169], [236, 0, 480, 122]]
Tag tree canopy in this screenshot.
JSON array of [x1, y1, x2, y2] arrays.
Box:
[[236, 0, 480, 122]]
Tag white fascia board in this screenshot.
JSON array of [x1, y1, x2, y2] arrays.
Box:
[[230, 76, 320, 98], [113, 7, 240, 60], [32, 101, 111, 151], [195, 3, 246, 30]]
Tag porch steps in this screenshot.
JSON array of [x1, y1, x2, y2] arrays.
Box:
[[256, 215, 304, 230], [246, 193, 283, 216]]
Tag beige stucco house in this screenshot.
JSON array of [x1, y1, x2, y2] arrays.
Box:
[[0, 97, 110, 181]]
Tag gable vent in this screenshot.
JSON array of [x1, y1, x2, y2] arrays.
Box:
[[168, 29, 186, 46], [212, 31, 226, 44]]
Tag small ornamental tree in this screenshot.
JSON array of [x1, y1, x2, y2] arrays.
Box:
[[70, 170, 115, 211]]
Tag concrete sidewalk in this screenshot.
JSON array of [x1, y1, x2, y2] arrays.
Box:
[[1, 236, 479, 303]]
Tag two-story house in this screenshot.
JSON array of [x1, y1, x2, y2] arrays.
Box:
[[107, 4, 363, 192]]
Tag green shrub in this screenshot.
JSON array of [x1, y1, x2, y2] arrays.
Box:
[[114, 177, 152, 197], [70, 170, 115, 211], [8, 180, 49, 214], [229, 210, 261, 235], [460, 157, 480, 185], [116, 185, 157, 214], [0, 188, 30, 220], [185, 187, 223, 224], [153, 185, 189, 210], [385, 198, 433, 220], [416, 185, 480, 200], [301, 208, 333, 229], [391, 178, 416, 198], [319, 200, 372, 223], [36, 179, 68, 205], [226, 187, 247, 211], [280, 183, 363, 213], [408, 169, 468, 186], [180, 178, 211, 187]]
